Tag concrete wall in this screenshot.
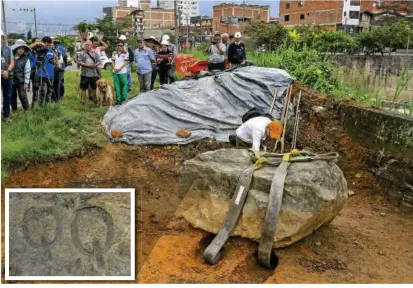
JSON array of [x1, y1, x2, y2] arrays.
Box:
[[337, 103, 413, 210], [334, 55, 413, 101]]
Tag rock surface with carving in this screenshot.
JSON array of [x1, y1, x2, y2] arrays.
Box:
[[8, 192, 131, 277], [178, 149, 348, 248]]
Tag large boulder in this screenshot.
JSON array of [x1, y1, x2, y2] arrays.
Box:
[[178, 149, 348, 248]]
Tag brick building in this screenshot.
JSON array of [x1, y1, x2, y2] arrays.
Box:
[[189, 16, 213, 36], [279, 0, 376, 31], [212, 3, 270, 34], [103, 0, 175, 34]]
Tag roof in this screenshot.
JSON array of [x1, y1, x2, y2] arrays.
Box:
[[213, 3, 270, 9]]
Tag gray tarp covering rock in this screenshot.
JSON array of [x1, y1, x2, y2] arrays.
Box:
[[102, 66, 294, 145], [178, 149, 348, 248]]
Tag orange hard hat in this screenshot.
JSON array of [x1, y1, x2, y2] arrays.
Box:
[[268, 121, 283, 140]]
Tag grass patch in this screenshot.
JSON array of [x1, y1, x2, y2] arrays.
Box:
[[1, 70, 141, 180]]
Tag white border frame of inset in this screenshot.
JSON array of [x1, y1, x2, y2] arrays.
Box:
[[5, 188, 135, 281]]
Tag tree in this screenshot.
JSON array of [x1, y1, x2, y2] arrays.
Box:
[[55, 35, 76, 55], [314, 30, 357, 54], [27, 29, 32, 41], [75, 15, 130, 54], [7, 33, 25, 41], [244, 22, 288, 51]]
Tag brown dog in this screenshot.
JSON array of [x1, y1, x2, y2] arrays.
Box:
[[96, 79, 115, 107]]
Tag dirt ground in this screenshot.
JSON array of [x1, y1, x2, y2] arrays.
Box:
[[2, 86, 412, 283]]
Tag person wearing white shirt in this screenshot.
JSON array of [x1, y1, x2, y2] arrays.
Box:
[[112, 39, 129, 105], [235, 116, 283, 156]]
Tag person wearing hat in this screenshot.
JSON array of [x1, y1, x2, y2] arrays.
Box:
[[235, 116, 283, 158], [1, 29, 15, 121], [161, 34, 177, 69], [145, 36, 160, 90], [10, 39, 31, 115], [227, 32, 247, 67], [157, 39, 175, 85], [134, 37, 155, 94]]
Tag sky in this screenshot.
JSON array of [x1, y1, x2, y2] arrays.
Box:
[[3, 0, 280, 35]]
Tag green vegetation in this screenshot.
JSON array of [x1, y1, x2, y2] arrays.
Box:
[[1, 70, 140, 180]]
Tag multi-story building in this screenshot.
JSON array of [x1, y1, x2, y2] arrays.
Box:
[[103, 0, 175, 34], [158, 0, 200, 26], [279, 0, 376, 31], [213, 3, 270, 34], [190, 16, 213, 36], [118, 0, 140, 8], [157, 0, 174, 10]]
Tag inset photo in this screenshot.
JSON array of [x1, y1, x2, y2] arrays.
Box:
[[5, 188, 135, 281]]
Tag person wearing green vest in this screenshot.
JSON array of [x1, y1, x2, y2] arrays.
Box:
[[112, 39, 129, 105]]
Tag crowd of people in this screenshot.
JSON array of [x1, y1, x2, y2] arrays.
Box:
[[1, 29, 252, 121], [204, 31, 252, 71], [1, 29, 67, 122], [76, 34, 177, 105]]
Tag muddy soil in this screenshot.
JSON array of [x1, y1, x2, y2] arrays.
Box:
[[2, 86, 412, 283]]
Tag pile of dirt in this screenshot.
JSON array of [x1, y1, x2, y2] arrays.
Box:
[[2, 83, 412, 284]]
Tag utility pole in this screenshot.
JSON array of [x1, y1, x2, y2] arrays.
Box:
[[335, 0, 339, 31], [33, 8, 38, 37], [2, 0, 8, 43], [174, 0, 179, 52]]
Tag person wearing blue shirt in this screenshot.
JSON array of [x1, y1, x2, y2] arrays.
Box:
[[52, 38, 66, 101], [27, 41, 39, 107], [134, 37, 155, 93], [1, 29, 15, 122], [29, 36, 60, 106]]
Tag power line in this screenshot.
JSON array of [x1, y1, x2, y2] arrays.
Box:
[[6, 21, 76, 27]]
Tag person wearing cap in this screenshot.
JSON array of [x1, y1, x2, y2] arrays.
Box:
[[134, 37, 155, 94], [1, 29, 15, 121], [112, 39, 129, 105], [29, 36, 59, 106], [157, 39, 175, 85], [161, 34, 177, 69], [10, 39, 31, 115], [227, 32, 247, 67], [205, 33, 226, 72], [235, 116, 283, 157], [145, 36, 160, 90]]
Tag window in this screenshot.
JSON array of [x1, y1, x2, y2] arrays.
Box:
[[284, 15, 290, 21], [344, 11, 347, 17], [349, 11, 359, 19], [350, 0, 361, 6], [286, 3, 290, 9], [300, 14, 305, 20], [298, 1, 304, 7]]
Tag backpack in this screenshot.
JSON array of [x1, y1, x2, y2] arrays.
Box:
[[128, 47, 134, 63], [242, 107, 274, 123]]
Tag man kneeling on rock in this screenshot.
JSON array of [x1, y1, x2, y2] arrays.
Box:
[[230, 116, 282, 157]]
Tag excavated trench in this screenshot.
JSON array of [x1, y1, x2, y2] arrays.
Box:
[[2, 86, 412, 284]]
